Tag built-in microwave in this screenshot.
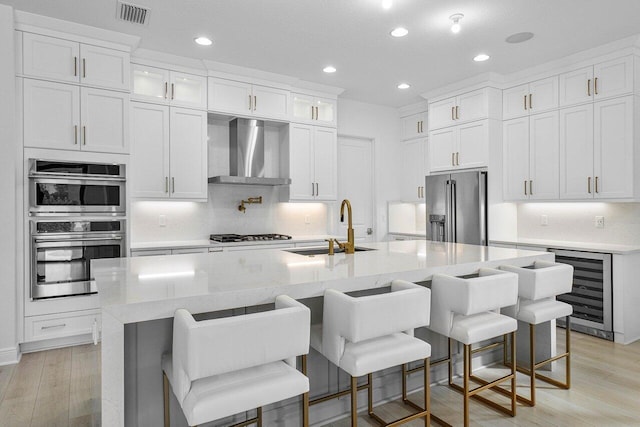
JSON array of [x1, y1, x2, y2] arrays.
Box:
[[28, 159, 126, 215]]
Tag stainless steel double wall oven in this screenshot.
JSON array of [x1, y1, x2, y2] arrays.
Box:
[[28, 159, 126, 299]]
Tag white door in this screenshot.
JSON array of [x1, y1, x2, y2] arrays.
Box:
[[594, 96, 633, 199], [457, 120, 488, 169], [338, 136, 375, 242], [23, 79, 80, 150], [502, 84, 529, 120], [559, 66, 593, 107], [313, 127, 338, 201], [559, 104, 594, 199], [252, 85, 289, 120], [429, 127, 456, 172], [131, 102, 170, 199], [457, 88, 487, 123], [22, 33, 79, 83], [529, 111, 559, 200], [208, 78, 252, 115], [402, 138, 427, 201], [503, 117, 530, 201], [429, 97, 456, 130], [80, 87, 129, 154], [169, 108, 208, 199], [529, 76, 559, 114], [170, 71, 207, 109], [593, 56, 634, 100], [288, 124, 315, 201], [79, 44, 129, 90], [131, 64, 170, 103]]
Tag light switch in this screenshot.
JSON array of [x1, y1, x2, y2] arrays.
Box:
[[304, 215, 311, 224], [595, 216, 604, 228], [159, 215, 167, 227], [540, 215, 548, 226]]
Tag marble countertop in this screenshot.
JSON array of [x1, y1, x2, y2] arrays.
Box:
[[489, 238, 640, 254], [130, 235, 338, 250], [95, 241, 552, 324]]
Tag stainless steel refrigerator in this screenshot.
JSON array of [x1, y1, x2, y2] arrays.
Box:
[[425, 170, 488, 245]]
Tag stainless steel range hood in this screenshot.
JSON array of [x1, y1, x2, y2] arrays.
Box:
[[208, 118, 291, 186]]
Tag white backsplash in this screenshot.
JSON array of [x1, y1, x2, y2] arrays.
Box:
[[517, 202, 640, 245]]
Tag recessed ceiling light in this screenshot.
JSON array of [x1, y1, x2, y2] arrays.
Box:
[[506, 32, 534, 44], [323, 66, 337, 73], [390, 27, 409, 38], [397, 83, 411, 89], [194, 36, 212, 46], [473, 53, 490, 62], [449, 13, 464, 34], [382, 0, 393, 10]]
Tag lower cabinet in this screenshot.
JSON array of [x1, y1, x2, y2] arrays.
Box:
[[24, 310, 101, 343], [131, 102, 207, 200]]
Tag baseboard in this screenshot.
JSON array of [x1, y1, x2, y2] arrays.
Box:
[[0, 346, 21, 366], [20, 333, 96, 354]]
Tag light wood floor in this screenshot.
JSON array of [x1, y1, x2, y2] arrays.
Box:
[[0, 331, 639, 426]]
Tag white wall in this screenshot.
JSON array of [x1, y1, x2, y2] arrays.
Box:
[[336, 98, 401, 240], [0, 4, 19, 364], [518, 202, 640, 245]]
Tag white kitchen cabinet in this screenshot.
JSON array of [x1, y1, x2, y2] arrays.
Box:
[[401, 138, 427, 201], [428, 88, 496, 130], [429, 97, 457, 130], [429, 120, 488, 172], [401, 112, 427, 140], [22, 33, 129, 90], [282, 123, 337, 202], [132, 64, 207, 109], [171, 247, 209, 255], [559, 57, 634, 107], [503, 76, 559, 120], [131, 103, 207, 200], [24, 310, 101, 343], [23, 79, 129, 153], [559, 104, 595, 199], [429, 127, 456, 172], [130, 249, 172, 257], [503, 112, 559, 201], [208, 77, 290, 120], [292, 93, 337, 126]]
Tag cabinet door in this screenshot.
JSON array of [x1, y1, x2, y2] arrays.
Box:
[[131, 64, 170, 103], [429, 97, 456, 130], [457, 88, 487, 123], [529, 76, 559, 114], [313, 127, 338, 201], [503, 117, 530, 201], [559, 104, 594, 199], [131, 102, 170, 198], [169, 108, 208, 199], [80, 45, 130, 90], [529, 111, 559, 200], [170, 72, 207, 109], [594, 96, 633, 199], [457, 120, 488, 169], [23, 79, 80, 150], [80, 88, 129, 153], [252, 85, 290, 120], [502, 84, 529, 120], [401, 112, 425, 140], [559, 66, 593, 107], [22, 33, 79, 83], [208, 78, 252, 115], [402, 139, 427, 200], [292, 93, 314, 122], [593, 56, 634, 101], [288, 124, 315, 201], [429, 127, 456, 172]]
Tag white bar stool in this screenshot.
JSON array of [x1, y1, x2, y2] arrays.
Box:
[[500, 260, 574, 406], [161, 295, 311, 427], [429, 268, 519, 427], [309, 280, 432, 426]]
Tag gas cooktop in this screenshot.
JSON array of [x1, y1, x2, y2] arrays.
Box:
[[209, 233, 292, 243]]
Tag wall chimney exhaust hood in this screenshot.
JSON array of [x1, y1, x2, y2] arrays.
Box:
[[208, 118, 291, 186]]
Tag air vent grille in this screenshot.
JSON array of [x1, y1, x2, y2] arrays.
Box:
[[117, 1, 150, 25]]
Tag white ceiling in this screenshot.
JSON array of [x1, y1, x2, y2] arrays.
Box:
[[4, 0, 640, 107]]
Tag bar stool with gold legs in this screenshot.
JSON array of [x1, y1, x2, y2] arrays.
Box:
[[161, 295, 311, 427], [309, 280, 432, 426], [500, 260, 574, 406], [428, 268, 519, 427]]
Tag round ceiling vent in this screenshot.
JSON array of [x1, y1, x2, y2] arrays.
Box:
[[505, 32, 534, 44]]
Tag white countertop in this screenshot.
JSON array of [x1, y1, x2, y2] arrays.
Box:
[[130, 235, 337, 250], [94, 240, 552, 324], [490, 238, 640, 254]]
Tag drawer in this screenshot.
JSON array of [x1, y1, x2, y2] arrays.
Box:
[[131, 249, 172, 257], [171, 248, 208, 255], [25, 310, 101, 342]]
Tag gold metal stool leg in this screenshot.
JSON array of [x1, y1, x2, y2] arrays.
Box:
[[351, 376, 358, 427], [463, 344, 470, 427], [163, 372, 170, 427], [302, 355, 309, 427]]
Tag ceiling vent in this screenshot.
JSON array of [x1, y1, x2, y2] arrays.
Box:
[[116, 1, 150, 26]]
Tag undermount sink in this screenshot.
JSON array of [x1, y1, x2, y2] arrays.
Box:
[[285, 247, 376, 256]]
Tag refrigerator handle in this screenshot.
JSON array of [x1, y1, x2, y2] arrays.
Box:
[[451, 180, 457, 242], [444, 180, 450, 242], [479, 172, 487, 245]]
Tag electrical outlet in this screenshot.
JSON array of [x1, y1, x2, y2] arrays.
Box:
[[159, 215, 167, 227], [304, 215, 311, 224], [540, 215, 548, 226], [595, 216, 604, 228]]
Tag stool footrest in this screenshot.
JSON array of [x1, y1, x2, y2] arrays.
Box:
[[308, 382, 370, 406]]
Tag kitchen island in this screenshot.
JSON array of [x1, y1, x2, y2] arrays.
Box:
[[95, 240, 553, 426]]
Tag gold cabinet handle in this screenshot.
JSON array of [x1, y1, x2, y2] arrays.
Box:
[[451, 106, 455, 121], [595, 176, 599, 193], [588, 176, 592, 194], [74, 125, 78, 144], [594, 77, 598, 95], [172, 177, 175, 193], [524, 94, 527, 110], [451, 152, 455, 166], [164, 82, 168, 99], [171, 83, 175, 100], [529, 94, 532, 110], [253, 95, 257, 110], [456, 152, 459, 166], [311, 182, 315, 196], [74, 57, 77, 77], [311, 106, 314, 120], [82, 126, 86, 145], [249, 95, 252, 110], [82, 58, 86, 78], [524, 180, 527, 195], [417, 121, 420, 133], [455, 105, 459, 120], [165, 177, 169, 193], [316, 182, 319, 196], [587, 79, 591, 96], [529, 180, 533, 195]]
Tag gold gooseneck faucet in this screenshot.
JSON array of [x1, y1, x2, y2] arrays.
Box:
[[337, 199, 355, 254]]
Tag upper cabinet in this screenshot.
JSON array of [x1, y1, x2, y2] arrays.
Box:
[[22, 33, 129, 91], [292, 93, 337, 127], [559, 56, 634, 107], [503, 76, 559, 120], [429, 88, 498, 130], [401, 111, 427, 141], [131, 64, 207, 110], [208, 77, 290, 121], [429, 120, 489, 173]]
